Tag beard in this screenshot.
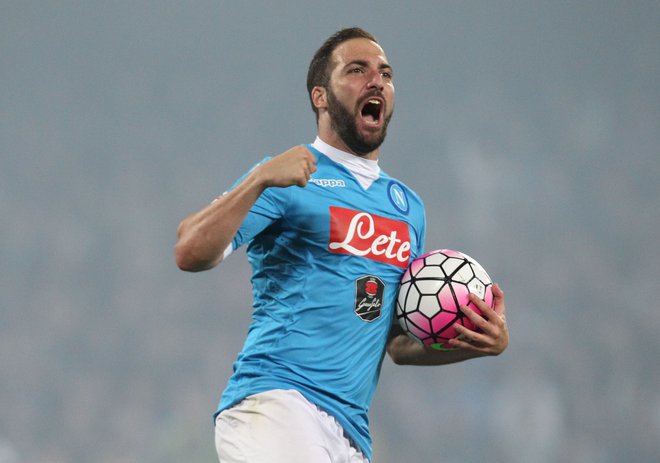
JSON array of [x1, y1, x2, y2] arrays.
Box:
[[326, 87, 393, 157]]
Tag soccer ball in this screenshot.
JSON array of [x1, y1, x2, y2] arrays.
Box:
[[396, 249, 494, 350]]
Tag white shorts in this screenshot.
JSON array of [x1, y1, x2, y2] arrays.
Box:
[[214, 389, 369, 463]]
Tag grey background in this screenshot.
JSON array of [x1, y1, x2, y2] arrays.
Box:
[[2, 1, 659, 462]]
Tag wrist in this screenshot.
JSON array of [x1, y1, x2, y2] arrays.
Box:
[[245, 165, 271, 191]]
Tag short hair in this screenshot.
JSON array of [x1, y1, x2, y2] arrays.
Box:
[[306, 27, 379, 118]]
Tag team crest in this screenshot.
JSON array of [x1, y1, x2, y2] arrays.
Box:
[[387, 180, 409, 215], [354, 275, 385, 322]]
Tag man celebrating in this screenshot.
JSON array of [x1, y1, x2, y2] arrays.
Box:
[[175, 27, 508, 463]]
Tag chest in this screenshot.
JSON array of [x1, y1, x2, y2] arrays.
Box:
[[283, 173, 417, 270]]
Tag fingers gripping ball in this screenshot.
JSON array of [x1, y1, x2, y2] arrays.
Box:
[[396, 249, 494, 350]]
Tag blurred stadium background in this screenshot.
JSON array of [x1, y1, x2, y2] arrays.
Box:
[[2, 1, 659, 462]]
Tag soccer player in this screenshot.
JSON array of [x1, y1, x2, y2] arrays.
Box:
[[175, 27, 508, 463]]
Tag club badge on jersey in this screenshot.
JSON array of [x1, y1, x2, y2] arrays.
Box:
[[354, 275, 385, 322], [387, 180, 409, 215]]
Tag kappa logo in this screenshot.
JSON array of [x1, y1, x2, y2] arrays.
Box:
[[310, 178, 346, 187], [328, 206, 411, 268]]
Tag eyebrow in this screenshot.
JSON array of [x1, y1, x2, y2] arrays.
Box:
[[345, 59, 393, 72]]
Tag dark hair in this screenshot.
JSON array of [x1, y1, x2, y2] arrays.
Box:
[[306, 27, 379, 118]]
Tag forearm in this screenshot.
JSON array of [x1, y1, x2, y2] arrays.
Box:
[[387, 332, 486, 366], [174, 171, 266, 272]]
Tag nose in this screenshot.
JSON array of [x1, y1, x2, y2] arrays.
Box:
[[366, 69, 384, 90]]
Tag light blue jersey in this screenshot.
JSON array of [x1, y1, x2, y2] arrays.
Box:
[[217, 142, 426, 460]]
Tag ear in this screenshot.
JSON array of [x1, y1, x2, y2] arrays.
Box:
[[311, 86, 327, 112]]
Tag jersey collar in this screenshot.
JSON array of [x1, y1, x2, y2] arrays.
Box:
[[312, 136, 381, 190]]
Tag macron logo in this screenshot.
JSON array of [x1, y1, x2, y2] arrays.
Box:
[[310, 178, 346, 188]]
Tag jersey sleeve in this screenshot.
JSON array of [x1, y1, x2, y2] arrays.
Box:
[[224, 156, 291, 253]]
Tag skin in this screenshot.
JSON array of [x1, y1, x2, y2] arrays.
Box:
[[174, 37, 508, 364]]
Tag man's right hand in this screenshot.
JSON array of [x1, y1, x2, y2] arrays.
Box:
[[252, 146, 317, 188]]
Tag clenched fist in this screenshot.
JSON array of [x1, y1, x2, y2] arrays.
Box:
[[253, 146, 318, 188]]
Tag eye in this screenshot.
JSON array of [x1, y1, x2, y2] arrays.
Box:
[[350, 67, 364, 74]]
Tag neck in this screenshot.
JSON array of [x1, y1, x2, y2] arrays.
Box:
[[317, 121, 380, 161], [312, 136, 381, 190]]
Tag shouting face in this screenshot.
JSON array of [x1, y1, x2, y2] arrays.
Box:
[[315, 38, 395, 158]]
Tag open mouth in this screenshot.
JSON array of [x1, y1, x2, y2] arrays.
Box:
[[360, 98, 384, 126]]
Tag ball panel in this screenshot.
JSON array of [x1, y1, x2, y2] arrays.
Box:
[[423, 251, 447, 266], [437, 284, 459, 311], [430, 311, 458, 335], [472, 264, 491, 284], [416, 265, 443, 279], [453, 263, 475, 284], [439, 257, 464, 277], [406, 313, 432, 339], [400, 267, 412, 284], [440, 249, 464, 259], [418, 295, 441, 318], [405, 289, 420, 313], [415, 279, 443, 295], [409, 258, 426, 277], [467, 277, 486, 299]]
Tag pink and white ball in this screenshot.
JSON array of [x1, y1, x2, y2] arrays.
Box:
[[396, 249, 494, 350]]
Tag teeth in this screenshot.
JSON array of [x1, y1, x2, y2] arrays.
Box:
[[368, 99, 381, 105]]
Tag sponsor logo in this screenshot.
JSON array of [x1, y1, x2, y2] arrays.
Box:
[[328, 206, 411, 268], [355, 275, 384, 322], [387, 181, 409, 214], [310, 178, 346, 187]]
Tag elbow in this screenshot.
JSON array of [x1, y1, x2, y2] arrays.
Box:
[[386, 342, 409, 366], [175, 223, 195, 271], [388, 351, 411, 366], [386, 328, 415, 365], [175, 220, 207, 272], [174, 236, 222, 272], [174, 238, 218, 272], [388, 351, 406, 366], [174, 241, 198, 272], [174, 219, 226, 272]]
